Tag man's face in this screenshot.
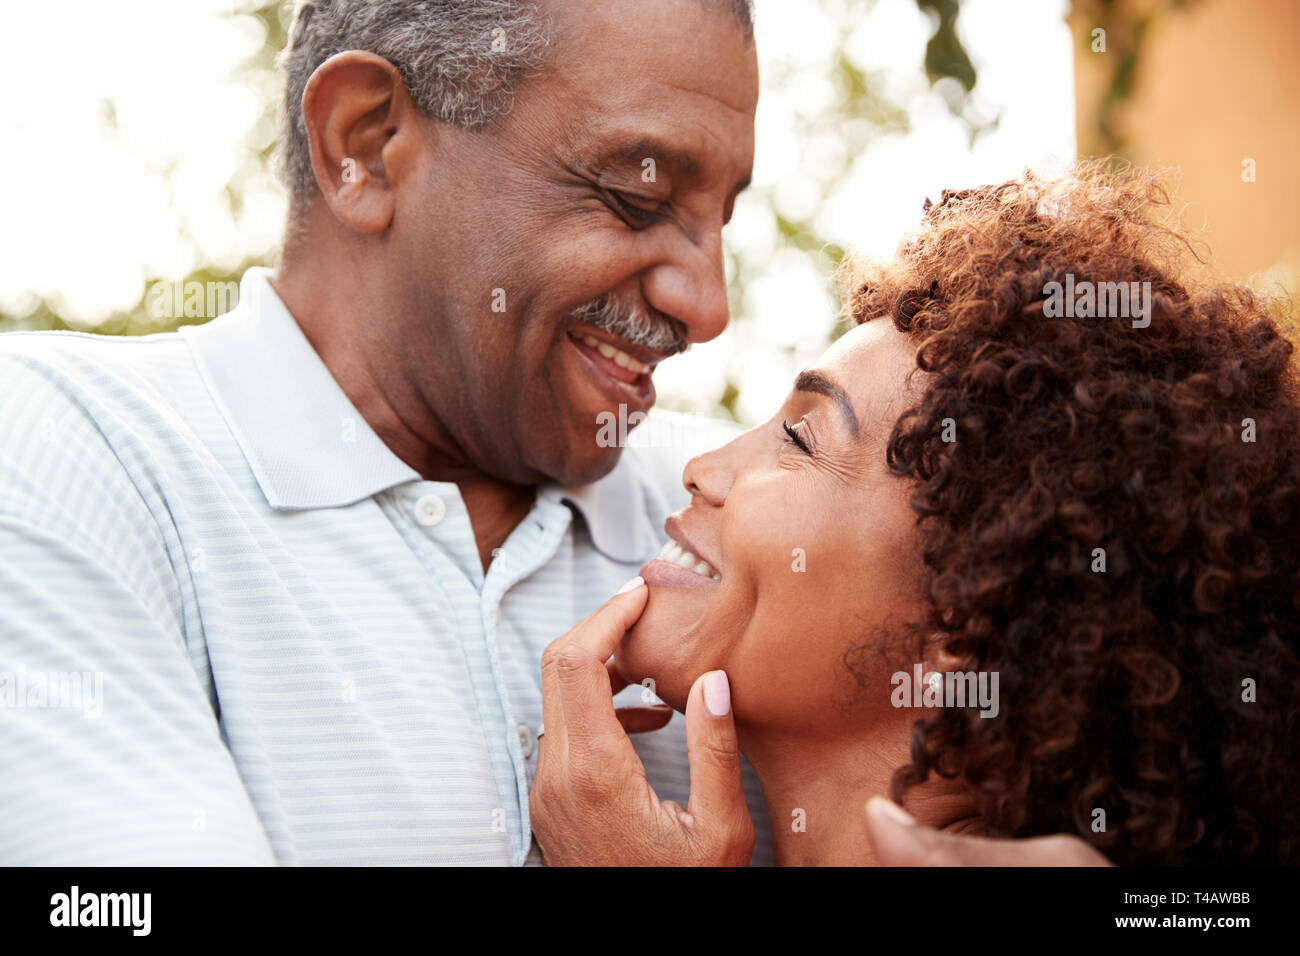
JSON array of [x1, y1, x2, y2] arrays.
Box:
[[392, 0, 758, 486]]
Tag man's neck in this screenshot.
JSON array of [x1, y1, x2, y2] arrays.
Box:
[[458, 478, 537, 572], [741, 723, 979, 866], [270, 265, 537, 572]]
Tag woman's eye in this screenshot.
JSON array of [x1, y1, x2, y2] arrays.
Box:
[[782, 419, 812, 455], [607, 190, 660, 227]]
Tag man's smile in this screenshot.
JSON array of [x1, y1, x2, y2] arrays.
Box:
[[565, 326, 663, 411]]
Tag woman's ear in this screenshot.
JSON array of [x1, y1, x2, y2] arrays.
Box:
[[300, 50, 422, 234]]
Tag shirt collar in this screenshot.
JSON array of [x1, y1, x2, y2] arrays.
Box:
[[181, 267, 420, 511], [543, 450, 668, 564], [182, 268, 666, 562]]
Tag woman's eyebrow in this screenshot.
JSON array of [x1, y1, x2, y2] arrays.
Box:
[[794, 369, 859, 436]]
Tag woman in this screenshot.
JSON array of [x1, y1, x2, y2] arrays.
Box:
[[534, 164, 1300, 866]]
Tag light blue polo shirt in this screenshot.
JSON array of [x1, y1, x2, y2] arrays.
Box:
[[0, 267, 773, 865]]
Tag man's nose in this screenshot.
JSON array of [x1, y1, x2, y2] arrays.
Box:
[[641, 221, 730, 345]]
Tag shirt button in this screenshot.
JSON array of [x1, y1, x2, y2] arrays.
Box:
[[413, 493, 446, 527], [516, 723, 536, 759]]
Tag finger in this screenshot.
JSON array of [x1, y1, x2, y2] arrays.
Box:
[[864, 797, 1113, 867], [683, 670, 748, 829], [615, 705, 674, 735], [556, 578, 649, 746], [538, 636, 568, 754]]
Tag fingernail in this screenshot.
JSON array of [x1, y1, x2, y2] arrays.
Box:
[[616, 575, 645, 595], [703, 670, 731, 717], [867, 796, 915, 827]]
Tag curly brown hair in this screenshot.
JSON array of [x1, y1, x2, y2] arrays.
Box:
[[843, 162, 1300, 865]]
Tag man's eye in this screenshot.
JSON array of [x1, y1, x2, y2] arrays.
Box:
[[606, 189, 660, 227], [782, 419, 811, 455]]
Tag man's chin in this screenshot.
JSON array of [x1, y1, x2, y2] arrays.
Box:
[[540, 438, 626, 488]]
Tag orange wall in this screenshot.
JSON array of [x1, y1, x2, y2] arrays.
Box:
[[1072, 0, 1300, 285]]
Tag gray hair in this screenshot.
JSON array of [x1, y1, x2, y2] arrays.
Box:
[[277, 0, 754, 205]]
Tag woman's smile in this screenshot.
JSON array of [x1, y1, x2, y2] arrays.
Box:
[[641, 516, 723, 588]]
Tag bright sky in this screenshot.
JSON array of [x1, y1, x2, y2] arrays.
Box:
[[0, 0, 1075, 421]]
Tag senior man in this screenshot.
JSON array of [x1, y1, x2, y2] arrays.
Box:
[[0, 0, 768, 865]]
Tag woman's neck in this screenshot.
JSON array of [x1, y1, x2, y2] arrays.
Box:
[[742, 724, 978, 866]]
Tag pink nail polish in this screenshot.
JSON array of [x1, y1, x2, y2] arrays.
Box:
[[703, 670, 730, 717], [616, 575, 645, 595]]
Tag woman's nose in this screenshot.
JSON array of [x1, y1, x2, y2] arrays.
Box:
[[683, 441, 737, 506]]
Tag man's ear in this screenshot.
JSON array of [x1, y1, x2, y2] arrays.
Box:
[[300, 50, 422, 234]]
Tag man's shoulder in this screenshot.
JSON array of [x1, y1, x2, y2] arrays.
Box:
[[0, 326, 208, 490], [0, 323, 192, 361], [0, 325, 194, 405]]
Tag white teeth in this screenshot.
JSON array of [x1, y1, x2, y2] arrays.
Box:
[[654, 539, 719, 580], [581, 334, 652, 375]]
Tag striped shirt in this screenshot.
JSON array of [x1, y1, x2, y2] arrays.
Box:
[[0, 267, 774, 865]]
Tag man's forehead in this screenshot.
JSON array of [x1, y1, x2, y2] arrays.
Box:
[[541, 0, 759, 115], [535, 6, 757, 186]]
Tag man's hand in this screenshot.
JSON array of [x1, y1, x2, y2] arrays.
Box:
[[530, 577, 755, 866], [864, 797, 1113, 866]]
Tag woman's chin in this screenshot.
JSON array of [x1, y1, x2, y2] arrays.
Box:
[[617, 575, 738, 712], [615, 619, 695, 713]]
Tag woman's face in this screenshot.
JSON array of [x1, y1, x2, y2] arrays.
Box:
[[616, 320, 927, 731]]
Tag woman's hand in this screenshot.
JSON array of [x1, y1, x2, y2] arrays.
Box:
[[864, 797, 1113, 866], [529, 578, 756, 866]]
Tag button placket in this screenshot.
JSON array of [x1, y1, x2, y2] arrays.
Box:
[[481, 500, 575, 865]]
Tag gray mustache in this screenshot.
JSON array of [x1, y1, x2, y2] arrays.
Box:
[[571, 296, 689, 356]]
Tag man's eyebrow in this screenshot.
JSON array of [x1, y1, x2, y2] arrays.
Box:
[[795, 369, 859, 436], [599, 137, 703, 179], [601, 137, 752, 196], [590, 136, 751, 215]]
